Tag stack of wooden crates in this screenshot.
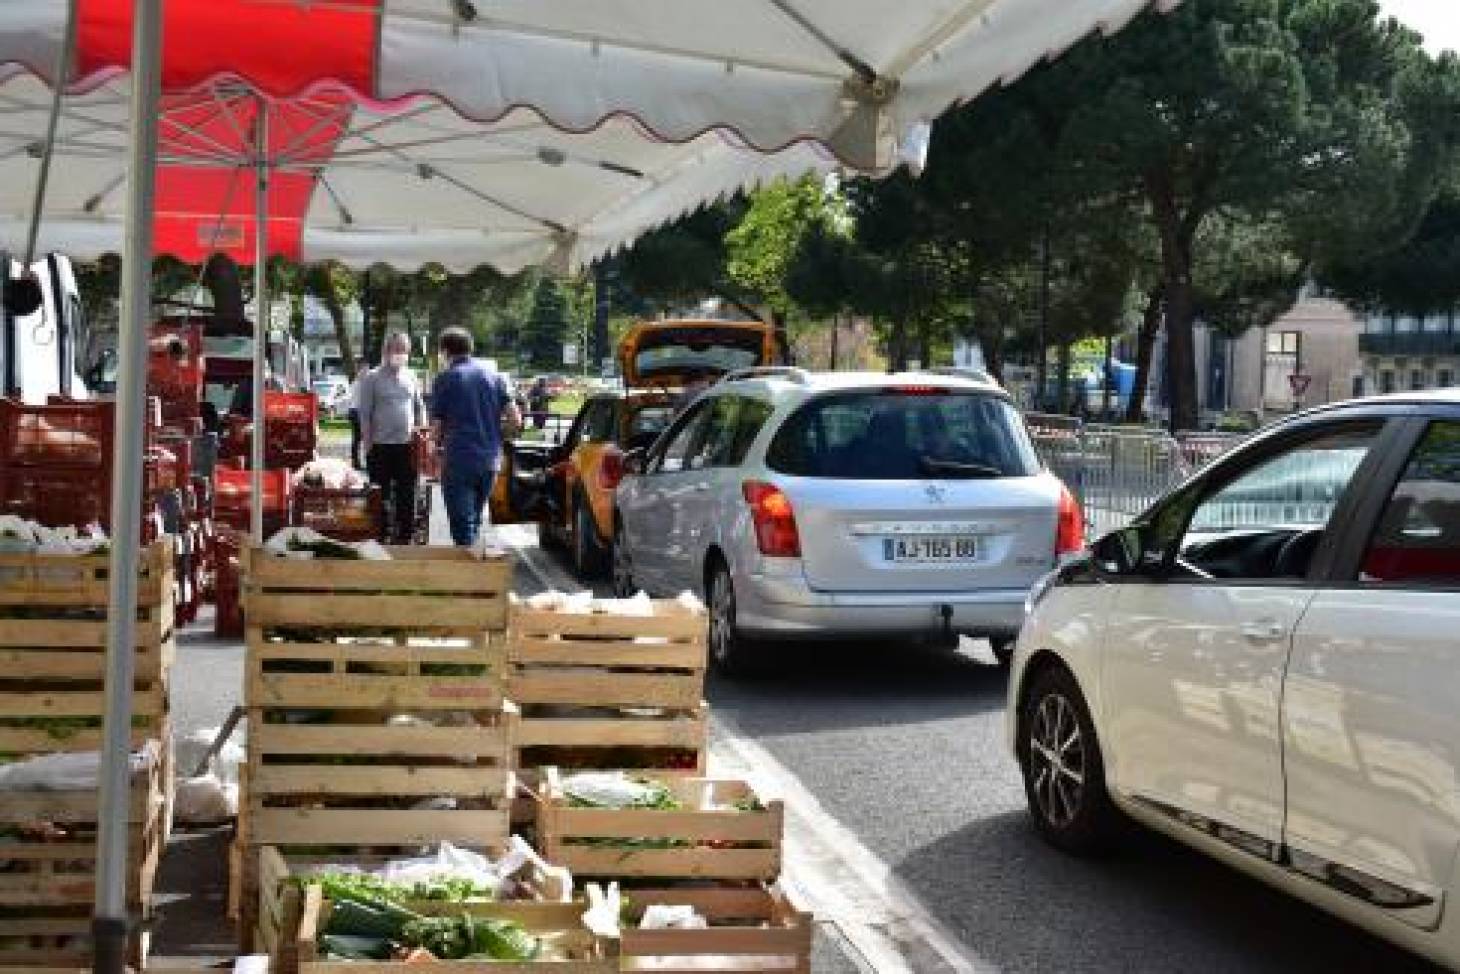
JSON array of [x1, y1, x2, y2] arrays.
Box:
[[510, 597, 811, 973], [236, 545, 516, 953], [0, 541, 175, 967]]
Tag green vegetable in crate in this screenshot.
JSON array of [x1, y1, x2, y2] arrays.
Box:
[[324, 894, 417, 940], [400, 912, 540, 961], [319, 934, 393, 960], [285, 536, 362, 560]]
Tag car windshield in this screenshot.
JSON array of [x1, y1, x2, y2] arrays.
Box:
[[766, 390, 1040, 480]]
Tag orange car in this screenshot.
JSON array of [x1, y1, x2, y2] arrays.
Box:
[[496, 319, 777, 578]]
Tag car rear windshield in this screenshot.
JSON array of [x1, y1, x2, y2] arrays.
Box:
[[766, 390, 1040, 480]]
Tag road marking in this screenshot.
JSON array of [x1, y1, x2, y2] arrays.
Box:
[[491, 522, 986, 973], [710, 711, 986, 974]]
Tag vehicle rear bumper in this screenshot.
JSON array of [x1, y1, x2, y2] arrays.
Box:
[[736, 571, 1028, 640]]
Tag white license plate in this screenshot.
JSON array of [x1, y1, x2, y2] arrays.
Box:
[[882, 536, 979, 564]]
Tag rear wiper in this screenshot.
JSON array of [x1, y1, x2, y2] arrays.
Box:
[[919, 457, 1003, 479]]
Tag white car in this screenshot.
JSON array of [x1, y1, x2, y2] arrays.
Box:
[[1009, 391, 1460, 968]]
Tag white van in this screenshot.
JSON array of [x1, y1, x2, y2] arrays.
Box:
[[0, 254, 91, 403]]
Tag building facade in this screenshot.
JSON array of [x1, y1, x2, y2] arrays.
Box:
[[1358, 311, 1460, 396]]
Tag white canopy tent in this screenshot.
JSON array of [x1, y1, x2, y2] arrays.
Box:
[[3, 0, 1180, 172], [0, 72, 836, 274]]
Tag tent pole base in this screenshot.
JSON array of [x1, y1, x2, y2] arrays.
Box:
[[91, 915, 129, 974]]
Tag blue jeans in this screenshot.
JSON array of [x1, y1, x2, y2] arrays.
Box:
[[441, 462, 497, 547]]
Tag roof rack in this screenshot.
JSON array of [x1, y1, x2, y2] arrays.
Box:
[[719, 366, 812, 385]]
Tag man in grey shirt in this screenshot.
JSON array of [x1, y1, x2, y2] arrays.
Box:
[[359, 332, 425, 543]]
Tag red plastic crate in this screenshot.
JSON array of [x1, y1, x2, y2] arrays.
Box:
[[213, 468, 291, 533], [0, 468, 112, 529], [1, 398, 114, 468], [413, 427, 440, 480], [148, 325, 205, 424], [291, 484, 382, 541]]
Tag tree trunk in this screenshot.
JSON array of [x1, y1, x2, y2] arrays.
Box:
[[889, 319, 908, 372], [917, 321, 932, 369], [1102, 335, 1113, 419], [1148, 177, 1200, 431], [1056, 342, 1072, 414], [828, 315, 839, 371], [772, 310, 791, 365], [1125, 285, 1163, 423], [202, 255, 245, 322]]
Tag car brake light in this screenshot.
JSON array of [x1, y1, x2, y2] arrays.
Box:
[[1056, 482, 1085, 556], [743, 481, 801, 557], [599, 448, 626, 491], [887, 385, 948, 396]]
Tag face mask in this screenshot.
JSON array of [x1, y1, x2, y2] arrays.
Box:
[[387, 352, 408, 369]]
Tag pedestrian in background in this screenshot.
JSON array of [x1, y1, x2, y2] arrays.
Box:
[[431, 327, 521, 547], [348, 363, 367, 470], [359, 333, 424, 544], [527, 376, 551, 430]]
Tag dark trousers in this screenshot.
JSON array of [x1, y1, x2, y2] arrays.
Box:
[[367, 442, 417, 544], [348, 408, 363, 469]]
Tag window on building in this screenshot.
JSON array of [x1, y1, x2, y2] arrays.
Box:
[[1352, 375, 1366, 398], [1381, 371, 1396, 394], [1264, 331, 1302, 409], [1412, 370, 1426, 391], [1439, 369, 1455, 389], [1397, 316, 1420, 334]]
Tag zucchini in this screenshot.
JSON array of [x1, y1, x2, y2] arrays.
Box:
[[326, 899, 410, 940], [319, 933, 392, 959]]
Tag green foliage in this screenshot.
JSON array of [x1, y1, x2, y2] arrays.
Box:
[[520, 277, 570, 370], [726, 176, 837, 316], [1320, 190, 1460, 315]]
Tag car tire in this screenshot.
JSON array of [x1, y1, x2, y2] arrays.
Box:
[[1018, 665, 1120, 855], [707, 561, 763, 677], [572, 495, 605, 579], [611, 521, 637, 598], [991, 637, 1016, 667]]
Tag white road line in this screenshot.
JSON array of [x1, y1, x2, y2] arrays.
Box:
[[492, 523, 987, 973], [710, 711, 987, 974]]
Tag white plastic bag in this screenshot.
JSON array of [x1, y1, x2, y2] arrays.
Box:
[[0, 742, 155, 792], [174, 773, 238, 823], [559, 771, 662, 810]]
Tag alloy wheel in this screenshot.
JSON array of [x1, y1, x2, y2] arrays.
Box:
[[1028, 691, 1087, 831], [708, 570, 735, 667]]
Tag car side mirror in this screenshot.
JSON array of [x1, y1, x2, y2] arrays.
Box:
[[1091, 526, 1164, 578], [623, 448, 646, 476]]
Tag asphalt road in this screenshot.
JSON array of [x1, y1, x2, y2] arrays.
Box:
[[155, 515, 1444, 972]]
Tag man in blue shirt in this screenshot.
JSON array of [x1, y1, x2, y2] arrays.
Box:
[[430, 328, 522, 547]]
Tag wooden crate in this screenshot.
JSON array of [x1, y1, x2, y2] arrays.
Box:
[[0, 540, 175, 695], [507, 602, 707, 774], [536, 775, 782, 882], [619, 886, 812, 974], [243, 546, 511, 635], [0, 750, 166, 967], [243, 638, 515, 851], [255, 843, 573, 961]]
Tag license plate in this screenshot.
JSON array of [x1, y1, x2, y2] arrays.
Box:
[[882, 536, 979, 564]]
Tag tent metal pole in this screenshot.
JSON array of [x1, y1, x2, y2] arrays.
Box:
[[250, 100, 269, 542], [92, 1, 161, 971]]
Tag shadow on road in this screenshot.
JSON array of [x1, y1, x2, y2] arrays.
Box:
[[707, 641, 1010, 735], [897, 811, 1442, 974]]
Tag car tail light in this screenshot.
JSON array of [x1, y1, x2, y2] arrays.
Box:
[[599, 448, 626, 491], [743, 481, 801, 557], [1056, 482, 1085, 556]]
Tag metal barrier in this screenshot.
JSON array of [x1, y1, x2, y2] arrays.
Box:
[[1025, 413, 1245, 536]]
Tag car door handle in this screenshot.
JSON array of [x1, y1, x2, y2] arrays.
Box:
[[1240, 619, 1288, 644]]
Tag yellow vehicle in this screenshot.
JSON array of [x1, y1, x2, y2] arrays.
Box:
[[496, 319, 777, 578]]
